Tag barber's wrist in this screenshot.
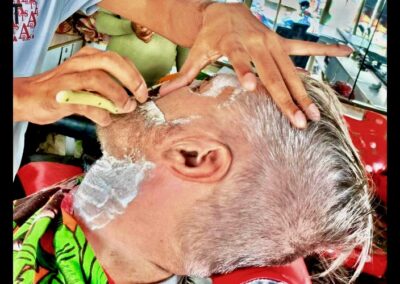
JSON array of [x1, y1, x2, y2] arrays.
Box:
[[166, 0, 213, 47], [200, 2, 252, 36]]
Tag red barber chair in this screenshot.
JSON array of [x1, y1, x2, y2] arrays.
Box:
[[17, 161, 83, 196], [344, 247, 387, 279], [341, 109, 387, 278], [212, 258, 311, 284], [343, 110, 387, 204]]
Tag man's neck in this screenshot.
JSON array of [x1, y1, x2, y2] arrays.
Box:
[[133, 259, 174, 284], [77, 218, 173, 283]]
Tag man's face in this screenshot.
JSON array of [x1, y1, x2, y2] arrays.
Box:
[[97, 74, 246, 160], [75, 74, 249, 281]]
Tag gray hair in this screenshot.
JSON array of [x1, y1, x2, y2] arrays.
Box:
[[178, 74, 373, 283]]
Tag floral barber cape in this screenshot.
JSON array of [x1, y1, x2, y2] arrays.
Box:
[[13, 175, 211, 284]]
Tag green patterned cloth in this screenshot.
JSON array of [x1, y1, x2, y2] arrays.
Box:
[[13, 176, 212, 284], [13, 176, 108, 284]]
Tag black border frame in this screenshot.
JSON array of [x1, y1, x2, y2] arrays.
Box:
[[1, 0, 14, 283]]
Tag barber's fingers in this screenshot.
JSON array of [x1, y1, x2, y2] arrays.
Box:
[[271, 43, 320, 121], [54, 70, 137, 113], [159, 42, 220, 96], [61, 50, 148, 103], [123, 57, 149, 98], [250, 41, 307, 129], [65, 104, 112, 126], [222, 41, 257, 91], [282, 39, 353, 56], [35, 46, 102, 83]]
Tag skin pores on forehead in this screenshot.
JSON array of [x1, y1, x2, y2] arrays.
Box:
[[73, 154, 154, 230]]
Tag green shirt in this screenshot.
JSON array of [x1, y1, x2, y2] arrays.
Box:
[[95, 10, 189, 86]]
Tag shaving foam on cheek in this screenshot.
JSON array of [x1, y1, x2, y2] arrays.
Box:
[[138, 101, 166, 126], [73, 154, 154, 230]]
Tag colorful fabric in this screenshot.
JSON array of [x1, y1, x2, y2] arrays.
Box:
[[13, 175, 108, 284], [13, 174, 211, 284], [75, 15, 105, 43]]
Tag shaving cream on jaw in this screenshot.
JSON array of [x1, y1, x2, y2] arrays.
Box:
[[73, 154, 154, 230]]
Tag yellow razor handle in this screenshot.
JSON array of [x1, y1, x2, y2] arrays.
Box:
[[56, 90, 120, 114]]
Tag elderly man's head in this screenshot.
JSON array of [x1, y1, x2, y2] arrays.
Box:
[[73, 74, 373, 283]]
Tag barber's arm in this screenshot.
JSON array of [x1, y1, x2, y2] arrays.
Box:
[[100, 0, 352, 128]]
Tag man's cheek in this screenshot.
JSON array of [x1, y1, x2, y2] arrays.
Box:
[[73, 155, 154, 230], [138, 165, 181, 205], [97, 127, 130, 158]]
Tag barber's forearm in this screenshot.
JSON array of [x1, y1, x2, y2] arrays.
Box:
[[99, 0, 212, 47]]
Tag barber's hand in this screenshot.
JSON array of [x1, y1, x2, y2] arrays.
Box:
[[160, 3, 352, 128], [13, 46, 148, 126]]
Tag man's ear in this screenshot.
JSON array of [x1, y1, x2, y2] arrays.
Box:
[[162, 137, 232, 182]]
